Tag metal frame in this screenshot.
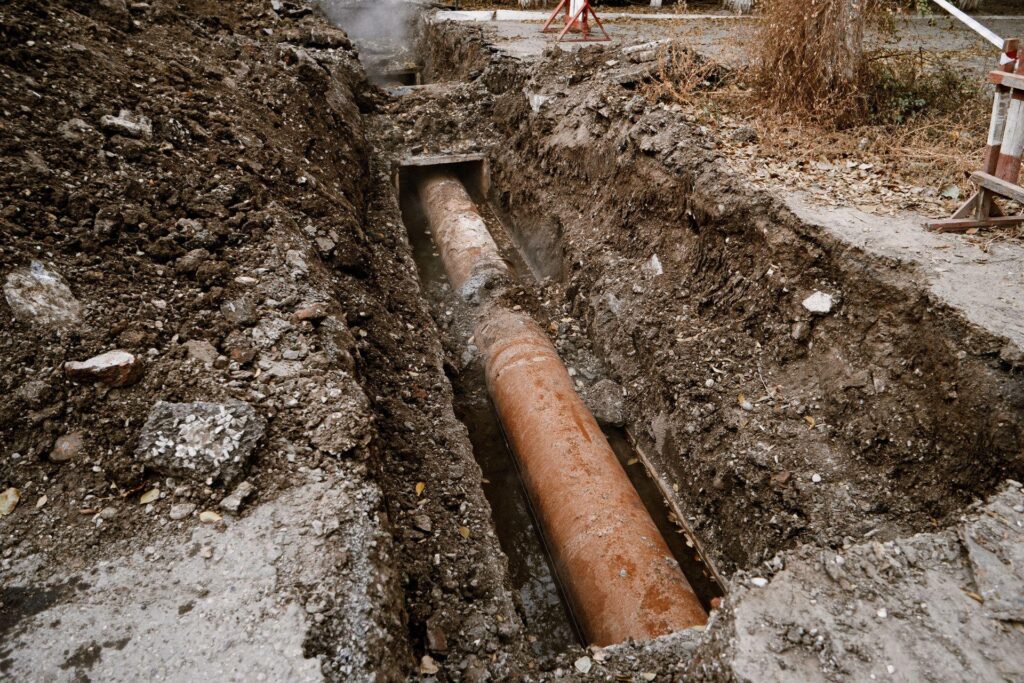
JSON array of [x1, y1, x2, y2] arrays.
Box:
[[541, 0, 610, 43]]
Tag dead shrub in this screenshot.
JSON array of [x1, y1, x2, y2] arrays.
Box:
[[643, 43, 729, 104], [755, 0, 878, 127]]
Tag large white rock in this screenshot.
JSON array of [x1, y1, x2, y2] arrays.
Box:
[[3, 261, 82, 330], [801, 290, 834, 315]]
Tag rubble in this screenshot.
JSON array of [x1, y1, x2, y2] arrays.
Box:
[[135, 401, 266, 486], [219, 480, 256, 513]]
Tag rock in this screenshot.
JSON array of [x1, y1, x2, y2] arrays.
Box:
[[574, 656, 593, 674], [184, 339, 218, 366], [641, 253, 663, 277], [426, 616, 448, 653], [419, 655, 440, 675], [219, 481, 255, 513], [169, 503, 196, 520], [801, 291, 834, 315], [3, 261, 82, 330], [198, 510, 222, 523], [749, 577, 768, 587], [195, 260, 230, 286], [291, 303, 328, 323], [999, 343, 1023, 368], [585, 379, 626, 427], [58, 118, 96, 142], [65, 350, 143, 387], [99, 109, 152, 139], [175, 248, 209, 276], [135, 401, 266, 485], [413, 514, 433, 533], [221, 297, 257, 327], [51, 431, 85, 463], [15, 380, 52, 408], [0, 487, 20, 516]]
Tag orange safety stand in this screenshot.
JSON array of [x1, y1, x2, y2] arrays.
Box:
[[541, 0, 610, 43], [928, 38, 1024, 232]]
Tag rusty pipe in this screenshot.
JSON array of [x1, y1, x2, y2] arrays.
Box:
[[415, 169, 509, 298], [476, 309, 707, 646]]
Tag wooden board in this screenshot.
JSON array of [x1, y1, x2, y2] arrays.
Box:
[[971, 171, 1024, 205], [926, 215, 1024, 233]]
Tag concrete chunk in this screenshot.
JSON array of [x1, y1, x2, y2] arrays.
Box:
[[135, 401, 265, 485]]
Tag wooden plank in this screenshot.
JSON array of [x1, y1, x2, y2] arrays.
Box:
[[926, 215, 1024, 233], [971, 171, 1024, 204], [950, 190, 982, 219], [989, 70, 1024, 91]]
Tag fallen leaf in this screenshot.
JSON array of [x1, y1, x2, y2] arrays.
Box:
[[804, 415, 816, 429], [458, 526, 470, 539], [139, 488, 160, 504], [737, 393, 746, 404], [0, 487, 20, 516], [962, 588, 984, 603], [199, 510, 222, 523], [415, 482, 426, 496], [627, 458, 638, 466], [36, 495, 47, 509]]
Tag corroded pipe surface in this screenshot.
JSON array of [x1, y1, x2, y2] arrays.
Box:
[[477, 309, 707, 646], [415, 169, 509, 298]]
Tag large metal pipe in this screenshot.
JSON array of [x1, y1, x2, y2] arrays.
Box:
[[476, 309, 707, 646], [415, 169, 509, 298]]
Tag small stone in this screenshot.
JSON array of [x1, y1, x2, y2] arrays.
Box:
[[169, 503, 196, 520], [641, 674, 656, 682], [174, 248, 209, 276], [199, 510, 222, 523], [199, 545, 214, 559], [50, 431, 85, 463], [876, 607, 888, 619], [811, 473, 822, 483], [740, 399, 754, 411], [419, 655, 440, 675], [413, 514, 433, 533], [98, 506, 117, 520], [3, 261, 82, 330], [585, 379, 626, 427], [99, 109, 152, 139], [65, 350, 143, 387], [574, 656, 593, 674], [802, 291, 834, 315], [219, 481, 255, 513], [426, 617, 448, 653], [184, 339, 218, 366], [750, 577, 768, 587], [220, 297, 257, 326], [292, 303, 328, 323], [0, 487, 20, 516]]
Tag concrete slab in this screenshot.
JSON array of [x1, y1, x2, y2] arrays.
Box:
[[0, 474, 402, 682]]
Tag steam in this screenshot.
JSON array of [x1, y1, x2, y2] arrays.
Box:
[[315, 0, 416, 44]]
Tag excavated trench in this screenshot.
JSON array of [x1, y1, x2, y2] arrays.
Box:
[[330, 3, 1024, 675]]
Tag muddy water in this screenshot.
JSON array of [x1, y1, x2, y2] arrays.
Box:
[[399, 177, 580, 657]]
